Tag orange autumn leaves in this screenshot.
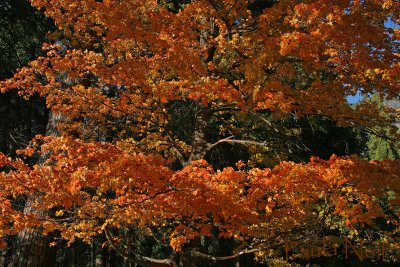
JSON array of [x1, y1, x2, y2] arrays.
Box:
[[11, 0, 396, 122], [0, 0, 397, 140], [0, 136, 399, 251], [0, 0, 399, 255]]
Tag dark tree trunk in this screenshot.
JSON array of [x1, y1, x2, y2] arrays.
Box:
[[93, 236, 106, 267], [9, 111, 65, 267], [9, 198, 57, 267], [0, 245, 8, 267], [187, 106, 210, 164], [63, 245, 76, 267]]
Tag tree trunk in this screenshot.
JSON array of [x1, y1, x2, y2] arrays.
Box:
[[0, 244, 8, 267], [94, 236, 105, 267], [64, 244, 75, 267], [187, 106, 210, 164], [9, 197, 57, 267], [9, 111, 65, 267]]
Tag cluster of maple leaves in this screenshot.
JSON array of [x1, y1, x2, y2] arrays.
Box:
[[0, 136, 399, 253], [0, 0, 399, 261]]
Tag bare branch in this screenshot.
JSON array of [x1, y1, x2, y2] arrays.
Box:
[[104, 228, 177, 267], [210, 103, 240, 113], [256, 114, 280, 133], [207, 135, 266, 152], [189, 248, 261, 261]]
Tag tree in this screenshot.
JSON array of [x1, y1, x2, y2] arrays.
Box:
[[0, 0, 399, 266], [366, 95, 400, 160]]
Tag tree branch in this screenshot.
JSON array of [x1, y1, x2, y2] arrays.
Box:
[[210, 104, 240, 113], [206, 135, 266, 152], [164, 131, 187, 167], [188, 248, 261, 261], [104, 228, 177, 267]]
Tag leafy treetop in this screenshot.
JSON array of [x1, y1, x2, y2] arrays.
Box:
[[0, 0, 399, 265]]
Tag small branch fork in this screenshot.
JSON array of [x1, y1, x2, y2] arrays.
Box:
[[104, 228, 263, 267]]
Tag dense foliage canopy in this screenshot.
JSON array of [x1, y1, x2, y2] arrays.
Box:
[[0, 0, 399, 266]]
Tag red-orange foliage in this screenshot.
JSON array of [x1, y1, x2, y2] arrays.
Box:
[[0, 0, 399, 264], [1, 140, 399, 254]]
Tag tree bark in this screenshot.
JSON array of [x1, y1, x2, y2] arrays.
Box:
[[187, 106, 211, 164], [9, 197, 57, 267], [9, 111, 65, 267], [64, 244, 75, 267], [0, 243, 8, 267], [93, 236, 106, 267]]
